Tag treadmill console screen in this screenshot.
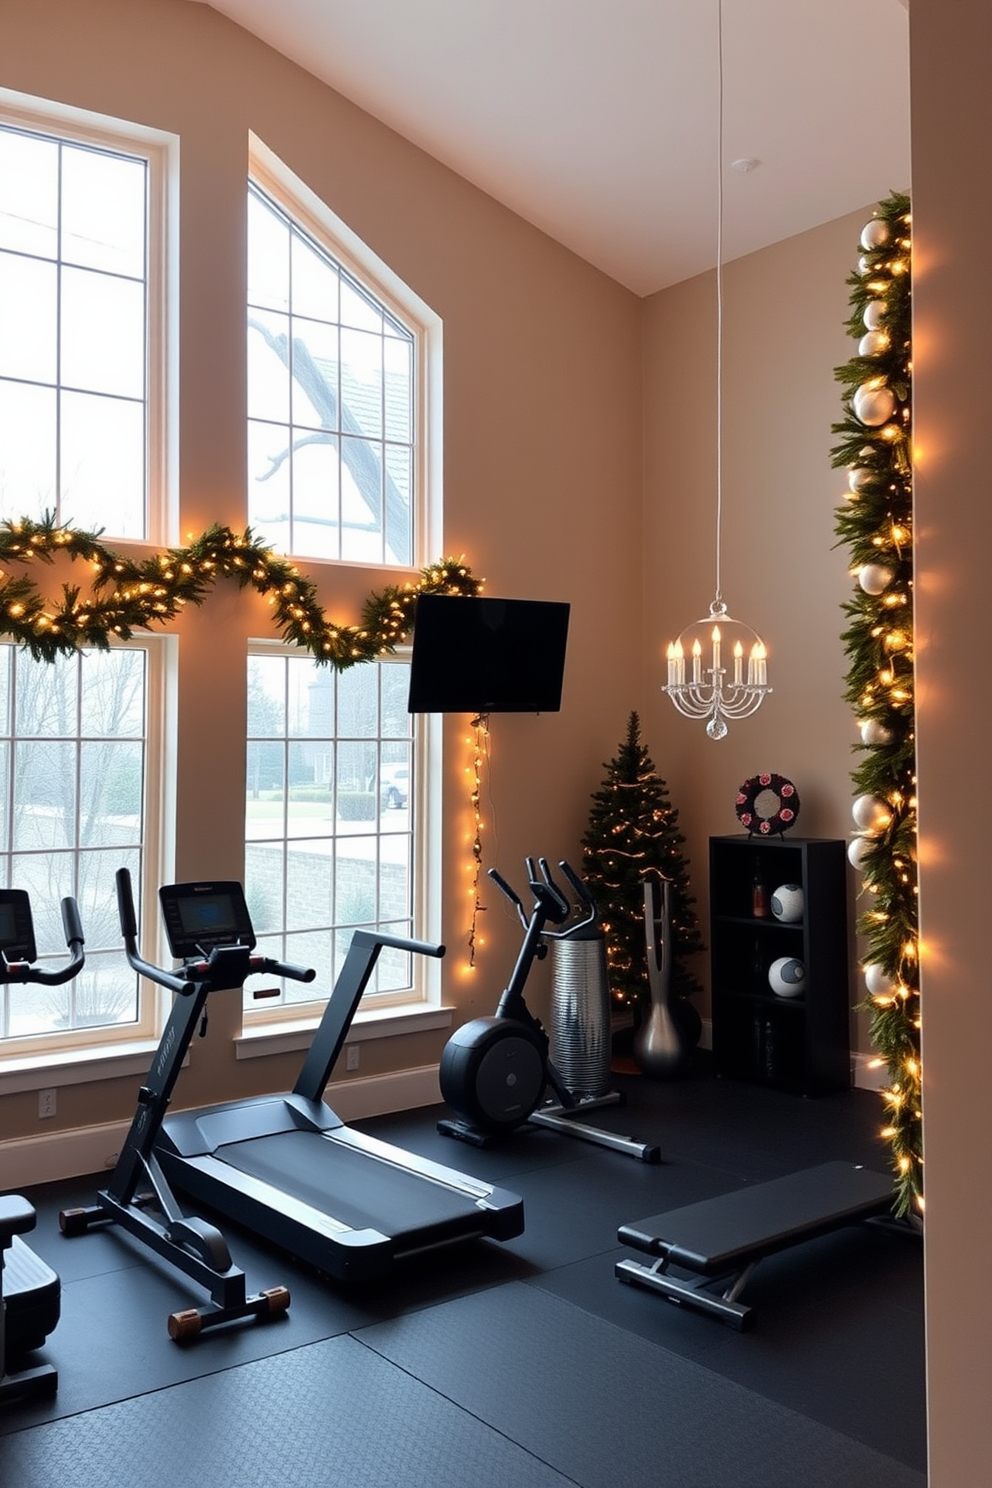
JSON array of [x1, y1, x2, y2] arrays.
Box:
[[159, 882, 256, 958], [0, 889, 37, 961]]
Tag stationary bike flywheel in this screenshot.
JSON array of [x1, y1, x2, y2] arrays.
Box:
[[438, 1016, 546, 1133]]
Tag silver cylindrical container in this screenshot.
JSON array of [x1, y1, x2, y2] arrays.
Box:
[[549, 932, 612, 1098]]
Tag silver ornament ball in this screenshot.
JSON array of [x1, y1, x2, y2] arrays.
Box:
[[860, 219, 891, 251], [852, 793, 891, 832], [864, 300, 888, 330], [864, 963, 896, 997], [860, 717, 894, 747], [859, 330, 890, 358], [858, 562, 895, 595], [854, 383, 897, 427]]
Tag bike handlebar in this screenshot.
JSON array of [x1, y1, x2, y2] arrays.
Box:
[[0, 894, 86, 986]]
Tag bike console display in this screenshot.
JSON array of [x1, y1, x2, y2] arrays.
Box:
[[159, 882, 256, 960], [0, 888, 37, 963]]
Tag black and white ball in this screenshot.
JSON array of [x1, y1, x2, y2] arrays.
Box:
[[768, 957, 806, 998], [770, 884, 804, 923]]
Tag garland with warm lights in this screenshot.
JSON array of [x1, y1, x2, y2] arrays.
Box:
[[831, 191, 920, 1217], [0, 514, 480, 665]]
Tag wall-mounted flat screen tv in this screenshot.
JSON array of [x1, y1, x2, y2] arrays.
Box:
[[407, 595, 570, 714]]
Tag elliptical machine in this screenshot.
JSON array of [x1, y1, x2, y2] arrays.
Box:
[[438, 859, 660, 1162], [1, 890, 85, 1401]]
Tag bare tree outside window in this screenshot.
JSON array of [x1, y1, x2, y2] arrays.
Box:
[[0, 645, 146, 1040], [246, 183, 414, 566]]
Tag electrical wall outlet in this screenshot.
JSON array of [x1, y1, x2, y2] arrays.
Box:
[[346, 1044, 360, 1071], [38, 1087, 57, 1119]]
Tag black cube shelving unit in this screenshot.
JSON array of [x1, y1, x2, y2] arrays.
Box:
[[709, 835, 850, 1096]]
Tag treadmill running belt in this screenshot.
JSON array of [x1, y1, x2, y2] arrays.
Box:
[[219, 1130, 485, 1235]]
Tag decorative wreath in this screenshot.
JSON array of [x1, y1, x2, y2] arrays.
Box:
[[735, 773, 800, 837], [0, 514, 480, 666]]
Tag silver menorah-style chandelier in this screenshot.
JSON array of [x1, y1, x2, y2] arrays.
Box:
[[662, 0, 771, 740]]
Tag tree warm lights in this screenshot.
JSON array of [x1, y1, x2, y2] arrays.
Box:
[[582, 711, 702, 1015], [832, 192, 921, 1216]]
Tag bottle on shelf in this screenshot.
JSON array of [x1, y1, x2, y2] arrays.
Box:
[[751, 857, 770, 919]]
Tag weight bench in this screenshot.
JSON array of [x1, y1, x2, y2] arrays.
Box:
[[615, 1161, 895, 1331]]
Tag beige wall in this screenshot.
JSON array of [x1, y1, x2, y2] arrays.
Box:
[[910, 1, 992, 1482], [10, 0, 989, 1480], [0, 0, 642, 1140], [641, 208, 874, 1038]]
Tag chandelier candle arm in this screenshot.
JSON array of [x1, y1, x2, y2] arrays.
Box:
[[663, 602, 772, 740]]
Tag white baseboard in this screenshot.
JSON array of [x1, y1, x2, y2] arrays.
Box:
[[0, 1064, 443, 1189]]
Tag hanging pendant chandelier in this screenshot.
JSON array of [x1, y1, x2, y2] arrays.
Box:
[[662, 0, 771, 740]]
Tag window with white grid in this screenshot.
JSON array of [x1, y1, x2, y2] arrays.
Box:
[[247, 180, 417, 566], [244, 648, 419, 1013], [0, 101, 171, 1057], [0, 641, 163, 1048], [0, 115, 162, 538]]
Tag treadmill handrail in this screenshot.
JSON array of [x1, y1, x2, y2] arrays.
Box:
[[292, 929, 444, 1103]]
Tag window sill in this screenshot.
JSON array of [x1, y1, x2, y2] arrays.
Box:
[[236, 1001, 453, 1061], [0, 1004, 454, 1091], [0, 1038, 163, 1095]]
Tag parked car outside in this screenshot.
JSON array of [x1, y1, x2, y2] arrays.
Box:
[[380, 763, 409, 809]]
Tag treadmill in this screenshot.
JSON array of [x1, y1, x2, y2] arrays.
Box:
[[63, 871, 522, 1335]]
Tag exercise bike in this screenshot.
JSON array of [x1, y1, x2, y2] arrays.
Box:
[[438, 858, 660, 1162], [60, 870, 309, 1341], [1, 889, 85, 1401]]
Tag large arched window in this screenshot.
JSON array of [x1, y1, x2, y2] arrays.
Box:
[[247, 144, 439, 567], [243, 144, 442, 1020]]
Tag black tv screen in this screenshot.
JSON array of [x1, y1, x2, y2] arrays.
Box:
[[407, 595, 570, 714]]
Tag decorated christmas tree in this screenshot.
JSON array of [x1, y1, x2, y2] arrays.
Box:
[[582, 711, 703, 1015]]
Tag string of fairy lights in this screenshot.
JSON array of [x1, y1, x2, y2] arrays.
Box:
[[0, 515, 480, 665], [463, 715, 491, 970], [831, 191, 921, 1217]]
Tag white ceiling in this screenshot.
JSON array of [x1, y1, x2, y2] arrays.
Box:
[[195, 0, 911, 297]]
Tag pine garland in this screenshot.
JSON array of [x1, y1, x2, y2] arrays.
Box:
[[831, 192, 921, 1216], [582, 711, 703, 1013], [0, 514, 480, 664]]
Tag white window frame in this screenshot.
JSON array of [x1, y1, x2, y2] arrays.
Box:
[[0, 93, 177, 1075], [0, 633, 174, 1061], [243, 641, 438, 1029], [0, 88, 178, 545], [243, 143, 445, 1028], [249, 134, 442, 566]]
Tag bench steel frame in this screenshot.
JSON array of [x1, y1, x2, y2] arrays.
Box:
[[615, 1162, 898, 1331]]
